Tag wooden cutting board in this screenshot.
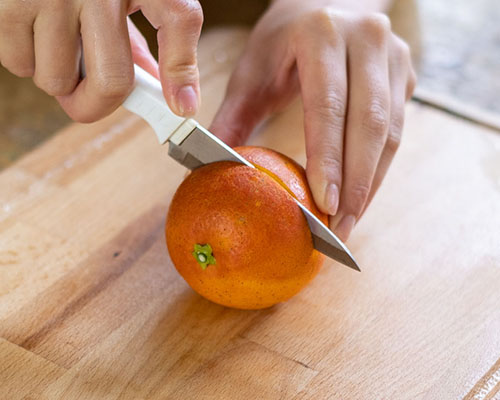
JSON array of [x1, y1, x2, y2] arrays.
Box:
[[1, 28, 500, 400]]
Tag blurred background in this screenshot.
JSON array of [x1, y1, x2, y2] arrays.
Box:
[[1, 0, 499, 169]]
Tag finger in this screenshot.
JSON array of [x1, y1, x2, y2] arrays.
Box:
[[57, 0, 134, 123], [127, 18, 159, 80], [395, 36, 418, 101], [332, 15, 391, 241], [406, 58, 417, 100], [139, 0, 203, 117], [33, 4, 80, 96], [297, 28, 348, 217], [0, 8, 35, 77], [361, 39, 415, 216], [209, 56, 270, 146]]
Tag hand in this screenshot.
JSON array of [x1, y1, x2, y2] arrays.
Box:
[[0, 0, 203, 122], [210, 0, 416, 241]]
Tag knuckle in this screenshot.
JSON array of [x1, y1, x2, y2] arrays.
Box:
[[35, 75, 77, 96], [365, 13, 391, 31], [92, 64, 134, 100], [1, 58, 34, 77], [399, 40, 411, 60], [298, 8, 340, 42], [168, 0, 203, 26], [314, 151, 342, 174], [391, 37, 417, 99], [359, 13, 391, 44], [393, 37, 412, 64], [386, 130, 402, 153], [324, 93, 347, 119], [307, 152, 342, 186], [308, 7, 335, 27], [165, 62, 199, 82], [348, 181, 371, 211], [390, 111, 405, 135], [308, 92, 346, 122], [362, 101, 389, 142]]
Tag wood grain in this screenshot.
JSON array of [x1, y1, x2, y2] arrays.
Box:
[[1, 27, 500, 399]]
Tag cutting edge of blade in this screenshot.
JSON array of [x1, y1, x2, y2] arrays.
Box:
[[169, 122, 360, 271], [170, 123, 255, 169], [294, 199, 361, 271]]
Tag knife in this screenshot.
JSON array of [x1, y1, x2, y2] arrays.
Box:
[[122, 65, 360, 271]]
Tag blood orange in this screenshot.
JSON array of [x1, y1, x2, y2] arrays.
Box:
[[165, 146, 327, 309]]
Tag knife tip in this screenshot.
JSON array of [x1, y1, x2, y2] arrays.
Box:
[[346, 257, 361, 272]]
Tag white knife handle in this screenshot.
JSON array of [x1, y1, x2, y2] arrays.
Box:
[[123, 65, 187, 144]]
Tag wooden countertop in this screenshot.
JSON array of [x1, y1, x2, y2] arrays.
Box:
[[1, 28, 500, 400]]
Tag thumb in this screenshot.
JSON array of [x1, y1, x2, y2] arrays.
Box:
[[210, 68, 268, 147], [137, 0, 203, 117]]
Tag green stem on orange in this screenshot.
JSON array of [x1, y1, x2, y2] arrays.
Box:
[[192, 243, 216, 270]]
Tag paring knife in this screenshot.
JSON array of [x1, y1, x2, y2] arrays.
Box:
[[123, 65, 360, 271]]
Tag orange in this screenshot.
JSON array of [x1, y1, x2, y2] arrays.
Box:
[[165, 146, 327, 309]]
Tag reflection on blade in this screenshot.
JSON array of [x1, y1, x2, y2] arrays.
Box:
[[313, 236, 360, 271], [167, 124, 360, 271], [295, 200, 360, 271], [168, 142, 205, 170], [168, 125, 253, 170]]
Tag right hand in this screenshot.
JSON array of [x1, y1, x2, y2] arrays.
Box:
[[0, 0, 203, 122]]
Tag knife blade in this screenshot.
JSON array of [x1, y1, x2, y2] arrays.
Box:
[[123, 65, 360, 271]]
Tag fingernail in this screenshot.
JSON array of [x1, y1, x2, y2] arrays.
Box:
[[176, 85, 198, 116], [336, 214, 356, 242], [325, 183, 339, 215]]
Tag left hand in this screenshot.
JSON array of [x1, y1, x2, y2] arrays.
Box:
[[210, 0, 416, 241]]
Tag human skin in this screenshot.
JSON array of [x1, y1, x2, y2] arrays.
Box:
[[209, 0, 417, 241], [0, 0, 415, 241], [0, 0, 203, 120]]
